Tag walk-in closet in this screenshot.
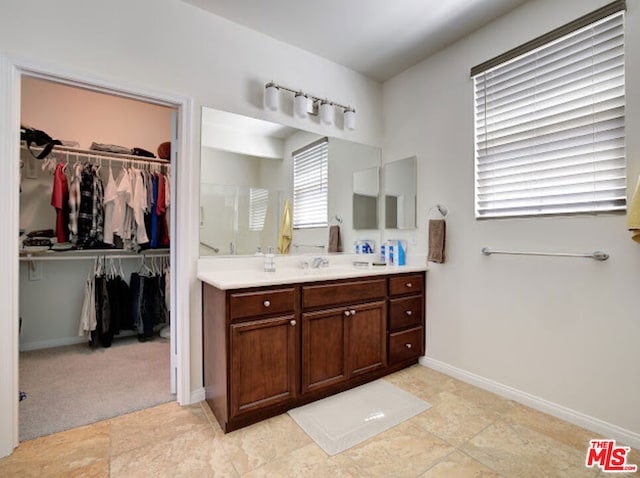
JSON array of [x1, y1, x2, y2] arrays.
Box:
[[18, 76, 177, 441]]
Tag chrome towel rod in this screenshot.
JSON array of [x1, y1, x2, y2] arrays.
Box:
[[481, 247, 609, 261]]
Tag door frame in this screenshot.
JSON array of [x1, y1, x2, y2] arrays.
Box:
[[0, 54, 193, 457]]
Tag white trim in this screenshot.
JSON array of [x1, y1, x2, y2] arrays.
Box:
[[20, 337, 89, 352], [190, 387, 206, 405], [0, 54, 21, 459], [421, 357, 640, 449], [0, 53, 194, 457]]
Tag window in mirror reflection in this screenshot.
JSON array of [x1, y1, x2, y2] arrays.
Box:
[[384, 157, 417, 229], [249, 188, 269, 231], [293, 137, 329, 229]]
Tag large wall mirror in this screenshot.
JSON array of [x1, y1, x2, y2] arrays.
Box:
[[384, 156, 417, 229], [200, 107, 382, 256]]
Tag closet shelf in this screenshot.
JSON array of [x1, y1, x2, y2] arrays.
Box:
[[19, 248, 170, 261], [21, 143, 171, 166]]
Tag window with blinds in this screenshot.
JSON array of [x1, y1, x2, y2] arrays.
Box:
[[293, 137, 329, 229], [249, 188, 269, 231], [473, 5, 626, 218]]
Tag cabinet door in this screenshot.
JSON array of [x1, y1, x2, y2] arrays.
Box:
[[301, 308, 348, 393], [347, 300, 387, 377], [230, 315, 297, 417]]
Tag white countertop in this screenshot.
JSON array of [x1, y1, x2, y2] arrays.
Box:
[[197, 254, 428, 290]]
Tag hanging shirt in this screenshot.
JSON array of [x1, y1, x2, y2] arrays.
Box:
[[68, 162, 82, 244], [51, 163, 70, 243], [157, 173, 169, 247], [102, 166, 117, 245], [112, 167, 130, 237], [150, 173, 159, 248], [131, 168, 149, 245], [77, 163, 95, 247]]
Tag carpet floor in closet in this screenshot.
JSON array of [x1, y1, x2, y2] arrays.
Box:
[[19, 335, 173, 441]]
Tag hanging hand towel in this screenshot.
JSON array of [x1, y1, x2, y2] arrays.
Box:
[[328, 225, 342, 253], [428, 219, 446, 263], [278, 199, 292, 254], [627, 175, 640, 243]]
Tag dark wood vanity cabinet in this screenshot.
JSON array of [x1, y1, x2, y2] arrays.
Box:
[[202, 271, 425, 432]]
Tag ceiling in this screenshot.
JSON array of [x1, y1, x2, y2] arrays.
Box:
[[183, 0, 529, 82]]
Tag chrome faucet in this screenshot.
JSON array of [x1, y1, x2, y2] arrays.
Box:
[[311, 256, 329, 268]]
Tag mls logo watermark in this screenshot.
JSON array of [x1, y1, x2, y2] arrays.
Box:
[[586, 440, 637, 473]]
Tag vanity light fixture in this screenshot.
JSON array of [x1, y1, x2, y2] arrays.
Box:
[[294, 91, 309, 118], [320, 99, 333, 125], [264, 81, 356, 130], [265, 81, 279, 110]]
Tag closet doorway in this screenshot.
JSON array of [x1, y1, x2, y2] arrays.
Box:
[[17, 74, 180, 441]]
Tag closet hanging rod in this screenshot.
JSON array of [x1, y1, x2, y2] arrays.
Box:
[[481, 247, 609, 261], [20, 252, 170, 262], [21, 143, 171, 166]]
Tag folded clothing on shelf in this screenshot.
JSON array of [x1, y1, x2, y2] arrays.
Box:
[[90, 142, 132, 155]]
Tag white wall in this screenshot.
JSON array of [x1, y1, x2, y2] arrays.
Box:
[[383, 0, 640, 444], [0, 0, 382, 454]]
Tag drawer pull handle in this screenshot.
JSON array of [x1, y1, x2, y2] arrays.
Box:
[[344, 310, 351, 316], [290, 319, 296, 326], [405, 310, 413, 316], [405, 343, 412, 349], [350, 309, 356, 315], [263, 300, 271, 307], [406, 283, 413, 288]]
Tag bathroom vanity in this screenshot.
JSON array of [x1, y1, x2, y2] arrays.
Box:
[[199, 257, 427, 432]]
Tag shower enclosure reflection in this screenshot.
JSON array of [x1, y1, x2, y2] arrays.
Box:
[[199, 183, 283, 256]]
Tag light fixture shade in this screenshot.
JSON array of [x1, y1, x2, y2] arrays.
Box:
[[265, 82, 279, 110], [344, 108, 356, 130], [294, 92, 308, 118], [320, 100, 333, 124]]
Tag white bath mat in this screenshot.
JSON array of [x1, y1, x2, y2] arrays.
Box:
[[288, 379, 431, 456]]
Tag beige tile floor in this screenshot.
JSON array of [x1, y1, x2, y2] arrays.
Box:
[[0, 364, 637, 477]]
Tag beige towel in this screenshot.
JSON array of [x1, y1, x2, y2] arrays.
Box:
[[428, 219, 446, 263], [627, 175, 640, 243], [278, 199, 292, 254], [328, 225, 342, 253]]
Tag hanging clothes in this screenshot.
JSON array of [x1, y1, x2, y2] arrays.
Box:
[[51, 162, 70, 243]]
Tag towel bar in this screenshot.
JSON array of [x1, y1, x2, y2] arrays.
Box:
[[481, 247, 609, 261]]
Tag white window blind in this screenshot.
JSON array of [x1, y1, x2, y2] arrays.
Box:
[[293, 138, 329, 229], [249, 188, 269, 231], [473, 10, 625, 218]]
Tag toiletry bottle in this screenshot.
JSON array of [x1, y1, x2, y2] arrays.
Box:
[[388, 243, 395, 266], [264, 246, 276, 272], [255, 246, 263, 256], [380, 242, 387, 264]]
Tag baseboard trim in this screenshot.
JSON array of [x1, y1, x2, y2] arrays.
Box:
[[19, 336, 87, 352], [190, 387, 206, 405], [19, 331, 140, 352], [421, 357, 640, 449]]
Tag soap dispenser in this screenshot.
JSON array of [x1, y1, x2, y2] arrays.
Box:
[[264, 246, 276, 272]]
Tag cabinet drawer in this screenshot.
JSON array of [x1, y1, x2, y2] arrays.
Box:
[[302, 278, 386, 309], [229, 288, 295, 320], [389, 327, 423, 363], [389, 296, 423, 330], [389, 274, 423, 297]]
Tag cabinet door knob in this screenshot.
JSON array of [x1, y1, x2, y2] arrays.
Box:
[[405, 310, 413, 316], [405, 343, 412, 349], [290, 319, 296, 326], [406, 282, 413, 288], [350, 309, 356, 315], [263, 300, 271, 307], [344, 310, 351, 316]]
